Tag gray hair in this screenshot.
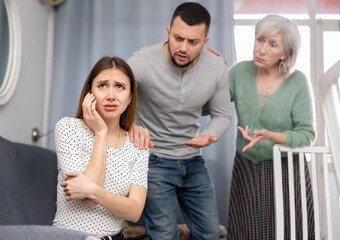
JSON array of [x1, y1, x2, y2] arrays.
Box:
[[255, 15, 300, 73]]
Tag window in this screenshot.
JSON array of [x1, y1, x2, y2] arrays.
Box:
[[323, 31, 340, 72]]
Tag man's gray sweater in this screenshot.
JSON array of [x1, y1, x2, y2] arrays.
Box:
[[128, 42, 231, 160]]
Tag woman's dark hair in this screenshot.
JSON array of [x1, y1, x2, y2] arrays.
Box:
[[75, 56, 137, 130]]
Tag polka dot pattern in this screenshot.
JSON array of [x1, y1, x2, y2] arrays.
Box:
[[52, 117, 149, 236]]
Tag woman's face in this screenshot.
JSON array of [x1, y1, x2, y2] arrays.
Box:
[[253, 32, 288, 71], [91, 68, 131, 121]]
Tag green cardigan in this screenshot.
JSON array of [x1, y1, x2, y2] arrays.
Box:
[[230, 61, 316, 163]]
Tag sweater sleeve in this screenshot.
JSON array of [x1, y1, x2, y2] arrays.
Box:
[[200, 63, 231, 140], [228, 63, 236, 102], [284, 76, 316, 147], [127, 50, 144, 88], [201, 62, 236, 116]]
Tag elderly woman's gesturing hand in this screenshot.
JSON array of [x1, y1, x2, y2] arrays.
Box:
[[238, 126, 271, 152]]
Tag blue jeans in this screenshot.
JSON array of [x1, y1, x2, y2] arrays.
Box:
[[142, 155, 220, 240]]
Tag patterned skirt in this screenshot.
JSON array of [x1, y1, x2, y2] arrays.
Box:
[[227, 152, 314, 240]]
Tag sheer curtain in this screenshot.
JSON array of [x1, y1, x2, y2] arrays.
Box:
[[48, 0, 236, 228]]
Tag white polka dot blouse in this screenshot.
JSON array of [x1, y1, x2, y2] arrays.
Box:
[[52, 117, 149, 236]]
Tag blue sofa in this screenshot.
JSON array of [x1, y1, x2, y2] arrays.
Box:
[[0, 136, 91, 240]]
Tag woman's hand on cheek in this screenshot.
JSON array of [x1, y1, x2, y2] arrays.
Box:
[[82, 93, 107, 135], [238, 125, 252, 141]]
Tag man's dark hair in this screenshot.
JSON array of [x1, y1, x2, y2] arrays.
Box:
[[170, 2, 211, 35]]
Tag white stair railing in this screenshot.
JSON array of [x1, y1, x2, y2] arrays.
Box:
[[273, 145, 334, 240], [320, 60, 340, 190]]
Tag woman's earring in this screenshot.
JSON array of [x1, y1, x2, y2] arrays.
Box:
[[279, 60, 287, 74]]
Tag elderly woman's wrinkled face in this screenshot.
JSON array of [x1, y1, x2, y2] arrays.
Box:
[[253, 33, 288, 71]]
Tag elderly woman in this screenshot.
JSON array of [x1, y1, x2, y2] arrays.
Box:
[[227, 15, 315, 239]]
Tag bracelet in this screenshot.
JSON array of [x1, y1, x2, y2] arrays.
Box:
[[281, 133, 285, 145]]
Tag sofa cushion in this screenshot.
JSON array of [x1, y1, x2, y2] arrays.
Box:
[[0, 225, 92, 240], [0, 136, 58, 225]]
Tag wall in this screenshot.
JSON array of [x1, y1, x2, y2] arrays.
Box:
[[0, 0, 51, 147]]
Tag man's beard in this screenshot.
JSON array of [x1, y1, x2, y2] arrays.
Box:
[[168, 42, 200, 68]]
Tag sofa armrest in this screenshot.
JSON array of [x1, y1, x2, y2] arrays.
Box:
[[0, 136, 58, 225], [0, 225, 92, 240]]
